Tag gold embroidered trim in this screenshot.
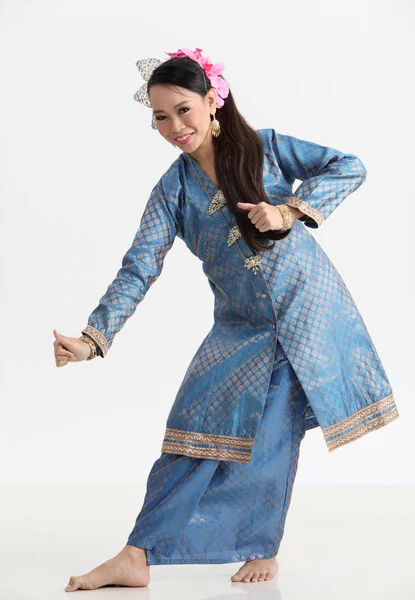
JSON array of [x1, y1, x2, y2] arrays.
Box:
[[323, 394, 399, 452], [227, 225, 242, 246], [161, 442, 252, 463], [244, 255, 265, 274], [208, 189, 227, 215], [81, 325, 109, 358], [164, 428, 254, 448], [285, 197, 324, 227], [324, 394, 396, 436], [326, 409, 399, 452], [161, 428, 254, 463]]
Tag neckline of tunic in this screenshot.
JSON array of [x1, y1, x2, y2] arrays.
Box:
[[184, 152, 221, 196]]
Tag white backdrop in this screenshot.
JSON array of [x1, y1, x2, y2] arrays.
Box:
[[1, 0, 413, 485]]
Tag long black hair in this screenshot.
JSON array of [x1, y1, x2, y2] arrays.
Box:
[[148, 56, 291, 253]]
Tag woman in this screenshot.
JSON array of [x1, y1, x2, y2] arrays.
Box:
[[54, 48, 399, 591]]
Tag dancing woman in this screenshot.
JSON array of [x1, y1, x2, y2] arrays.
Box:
[[53, 47, 399, 591]]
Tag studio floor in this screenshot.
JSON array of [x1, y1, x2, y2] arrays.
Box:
[[0, 484, 413, 600]]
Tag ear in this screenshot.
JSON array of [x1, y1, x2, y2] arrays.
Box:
[[207, 89, 217, 109]]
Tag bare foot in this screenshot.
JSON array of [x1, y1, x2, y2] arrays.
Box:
[[231, 556, 279, 583], [65, 545, 149, 592]]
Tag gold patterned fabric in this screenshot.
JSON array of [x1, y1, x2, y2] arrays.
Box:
[[126, 340, 309, 564], [82, 128, 399, 461]]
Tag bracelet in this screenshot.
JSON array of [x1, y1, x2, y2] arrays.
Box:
[[277, 204, 295, 231], [79, 334, 97, 361]]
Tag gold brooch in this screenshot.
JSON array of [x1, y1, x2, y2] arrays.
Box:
[[208, 190, 227, 215], [244, 255, 264, 274], [227, 225, 242, 246]]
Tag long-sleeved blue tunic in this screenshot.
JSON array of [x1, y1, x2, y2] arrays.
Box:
[[82, 128, 399, 463]]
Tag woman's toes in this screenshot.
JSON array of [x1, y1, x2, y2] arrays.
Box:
[[232, 560, 275, 583], [231, 570, 245, 581], [65, 577, 81, 591], [65, 576, 100, 591]]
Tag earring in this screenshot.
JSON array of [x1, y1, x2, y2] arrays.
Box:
[[151, 114, 157, 129], [210, 109, 221, 137]]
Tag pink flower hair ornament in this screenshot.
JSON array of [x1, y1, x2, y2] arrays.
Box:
[[133, 48, 229, 125], [165, 48, 229, 108]]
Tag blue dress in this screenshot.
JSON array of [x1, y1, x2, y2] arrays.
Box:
[[82, 128, 399, 462]]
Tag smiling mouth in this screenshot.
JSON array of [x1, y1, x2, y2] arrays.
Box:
[[174, 133, 194, 143]]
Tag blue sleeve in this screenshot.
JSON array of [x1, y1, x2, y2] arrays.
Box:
[[269, 129, 367, 228], [81, 182, 178, 357]]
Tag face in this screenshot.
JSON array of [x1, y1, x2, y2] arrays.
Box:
[[149, 84, 216, 155]]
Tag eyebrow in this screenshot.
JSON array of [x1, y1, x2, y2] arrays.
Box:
[[152, 101, 189, 115]]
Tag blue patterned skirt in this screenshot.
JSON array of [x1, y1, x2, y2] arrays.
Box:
[[126, 339, 309, 565]]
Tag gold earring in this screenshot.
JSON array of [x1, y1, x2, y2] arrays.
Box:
[[210, 109, 221, 137]]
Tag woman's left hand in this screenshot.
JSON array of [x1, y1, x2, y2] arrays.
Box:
[[237, 202, 285, 232]]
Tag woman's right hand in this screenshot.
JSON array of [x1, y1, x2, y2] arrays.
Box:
[[53, 329, 92, 367]]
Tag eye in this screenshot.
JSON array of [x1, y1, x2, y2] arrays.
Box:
[[155, 107, 190, 121]]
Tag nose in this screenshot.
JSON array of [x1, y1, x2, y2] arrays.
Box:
[[170, 115, 185, 135]]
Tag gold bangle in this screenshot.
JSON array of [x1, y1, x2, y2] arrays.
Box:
[[277, 204, 295, 231], [79, 334, 97, 361]]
